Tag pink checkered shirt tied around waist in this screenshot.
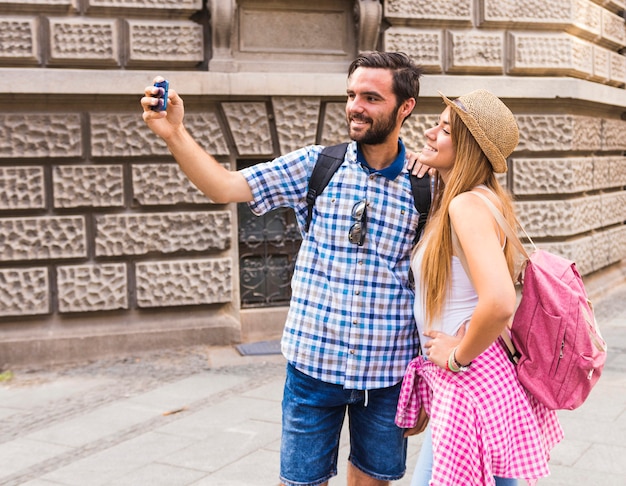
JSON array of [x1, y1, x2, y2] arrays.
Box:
[[396, 341, 564, 486]]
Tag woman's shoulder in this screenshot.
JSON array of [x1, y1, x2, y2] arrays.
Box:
[[452, 186, 503, 214]]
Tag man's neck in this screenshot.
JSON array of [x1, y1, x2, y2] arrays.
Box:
[[359, 140, 401, 171]]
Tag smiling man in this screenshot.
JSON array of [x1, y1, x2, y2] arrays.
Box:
[[141, 51, 427, 486]]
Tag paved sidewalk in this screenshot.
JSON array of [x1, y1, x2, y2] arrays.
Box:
[[0, 288, 625, 486]]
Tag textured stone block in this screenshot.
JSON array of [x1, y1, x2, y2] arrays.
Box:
[[610, 51, 626, 86], [600, 191, 626, 226], [606, 225, 626, 268], [57, 263, 128, 313], [608, 156, 626, 186], [509, 32, 593, 77], [587, 225, 626, 273], [273, 97, 320, 154], [447, 31, 504, 73], [90, 113, 229, 157], [95, 211, 231, 257], [0, 216, 86, 261], [127, 20, 203, 65], [516, 195, 602, 237], [602, 118, 626, 150], [0, 267, 49, 317], [0, 17, 39, 64], [401, 114, 439, 154], [87, 0, 201, 8], [516, 115, 602, 152], [602, 8, 626, 47], [517, 192, 625, 240], [483, 0, 571, 24], [539, 234, 595, 275], [132, 163, 216, 205], [572, 0, 603, 37], [320, 102, 350, 146], [0, 166, 45, 209], [512, 157, 594, 195], [0, 0, 75, 6], [593, 156, 612, 189], [384, 0, 471, 22], [135, 257, 232, 308], [593, 46, 611, 82], [0, 114, 82, 158], [222, 102, 273, 155], [383, 28, 443, 72], [53, 165, 124, 208], [48, 17, 118, 65], [592, 156, 626, 189]]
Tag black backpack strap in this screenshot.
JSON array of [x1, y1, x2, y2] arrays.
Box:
[[305, 143, 349, 232], [410, 172, 432, 243], [407, 173, 432, 290]]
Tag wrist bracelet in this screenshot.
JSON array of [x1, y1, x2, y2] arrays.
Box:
[[447, 348, 461, 372], [452, 346, 471, 372]]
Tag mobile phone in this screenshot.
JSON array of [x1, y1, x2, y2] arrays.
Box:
[[151, 80, 169, 112]]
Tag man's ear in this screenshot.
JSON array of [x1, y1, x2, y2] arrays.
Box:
[[400, 98, 416, 119]]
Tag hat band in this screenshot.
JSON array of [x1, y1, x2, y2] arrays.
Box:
[[453, 99, 468, 112]]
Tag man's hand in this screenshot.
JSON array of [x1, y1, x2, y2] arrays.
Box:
[[140, 77, 185, 142], [406, 151, 435, 178], [404, 406, 429, 437]]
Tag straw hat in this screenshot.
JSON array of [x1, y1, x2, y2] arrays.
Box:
[[440, 89, 519, 173]]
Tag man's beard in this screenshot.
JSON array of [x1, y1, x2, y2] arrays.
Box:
[[348, 106, 399, 145]]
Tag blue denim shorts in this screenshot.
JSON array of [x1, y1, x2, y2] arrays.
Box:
[[280, 363, 407, 486]]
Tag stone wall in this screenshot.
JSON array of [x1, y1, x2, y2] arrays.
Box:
[[0, 0, 625, 366]]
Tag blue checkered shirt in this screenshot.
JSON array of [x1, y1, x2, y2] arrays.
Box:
[[240, 141, 421, 390]]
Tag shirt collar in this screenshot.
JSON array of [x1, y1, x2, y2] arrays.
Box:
[[356, 139, 406, 180]]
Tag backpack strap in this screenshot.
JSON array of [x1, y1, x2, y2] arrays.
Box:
[[410, 172, 432, 242], [305, 143, 432, 241], [304, 143, 349, 232]]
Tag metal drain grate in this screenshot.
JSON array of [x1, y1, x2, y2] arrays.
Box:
[[235, 339, 282, 356]]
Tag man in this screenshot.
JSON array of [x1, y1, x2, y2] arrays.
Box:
[[141, 51, 428, 486]]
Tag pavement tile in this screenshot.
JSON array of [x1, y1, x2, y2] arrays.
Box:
[[106, 462, 208, 486], [541, 464, 626, 486], [0, 438, 72, 480], [125, 373, 249, 412], [25, 401, 163, 448], [154, 394, 281, 442], [39, 431, 198, 486], [0, 377, 113, 412], [159, 419, 281, 473]]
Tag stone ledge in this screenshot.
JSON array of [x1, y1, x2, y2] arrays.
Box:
[[2, 69, 626, 107], [0, 312, 241, 368]]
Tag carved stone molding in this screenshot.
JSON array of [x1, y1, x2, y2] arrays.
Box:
[[209, 0, 236, 67], [355, 0, 382, 52]]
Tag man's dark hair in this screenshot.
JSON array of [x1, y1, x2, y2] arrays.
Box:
[[348, 51, 423, 107]]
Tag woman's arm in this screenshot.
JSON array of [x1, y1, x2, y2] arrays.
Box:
[[424, 192, 516, 368]]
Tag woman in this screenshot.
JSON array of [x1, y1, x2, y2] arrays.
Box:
[[396, 90, 563, 485]]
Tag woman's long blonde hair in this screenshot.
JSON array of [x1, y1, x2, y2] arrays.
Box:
[[418, 109, 518, 328]]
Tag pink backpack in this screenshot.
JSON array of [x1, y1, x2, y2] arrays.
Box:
[[506, 249, 607, 410], [464, 191, 608, 410]]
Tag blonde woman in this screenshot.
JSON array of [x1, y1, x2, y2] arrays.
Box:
[[398, 90, 563, 485]]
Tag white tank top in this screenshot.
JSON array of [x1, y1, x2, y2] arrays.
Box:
[[412, 245, 477, 348], [412, 185, 506, 348]]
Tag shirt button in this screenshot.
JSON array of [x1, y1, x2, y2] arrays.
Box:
[[349, 350, 355, 355], [352, 319, 358, 325], [401, 209, 405, 215], [355, 290, 360, 295]]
